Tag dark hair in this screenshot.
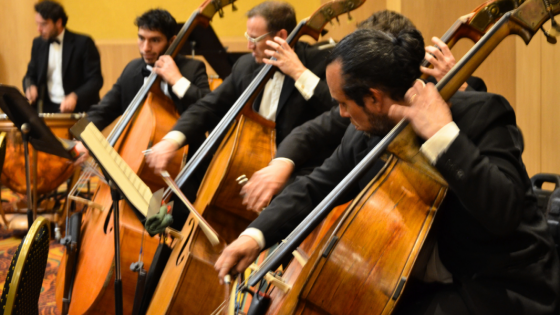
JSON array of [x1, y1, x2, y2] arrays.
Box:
[[35, 0, 68, 27], [326, 28, 425, 105], [357, 10, 416, 35], [247, 1, 297, 34], [135, 9, 177, 40]]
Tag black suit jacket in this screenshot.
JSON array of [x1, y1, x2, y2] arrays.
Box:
[[251, 91, 560, 314], [23, 29, 103, 113], [171, 42, 336, 148], [276, 76, 488, 175], [86, 55, 210, 131]]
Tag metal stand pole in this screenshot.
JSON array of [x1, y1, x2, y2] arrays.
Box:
[[21, 123, 34, 228], [109, 180, 123, 315]]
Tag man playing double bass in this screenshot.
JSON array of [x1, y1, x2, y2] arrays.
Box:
[[146, 1, 337, 226], [240, 10, 488, 213], [74, 9, 211, 175], [215, 29, 560, 314]]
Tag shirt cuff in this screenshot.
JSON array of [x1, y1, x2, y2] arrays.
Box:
[[420, 122, 460, 164], [270, 157, 295, 167], [240, 228, 265, 250], [294, 69, 320, 101], [171, 77, 191, 99], [162, 131, 187, 147]]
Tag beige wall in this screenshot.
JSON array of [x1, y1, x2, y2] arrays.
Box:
[[1, 0, 559, 177], [0, 0, 37, 90]]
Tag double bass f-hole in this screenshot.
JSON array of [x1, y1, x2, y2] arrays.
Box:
[[176, 217, 196, 265]]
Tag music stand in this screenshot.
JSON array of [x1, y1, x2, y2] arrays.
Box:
[[0, 85, 75, 228], [177, 23, 244, 79]]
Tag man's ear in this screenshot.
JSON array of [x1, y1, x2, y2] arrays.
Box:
[[367, 88, 385, 113], [169, 35, 177, 45], [55, 18, 63, 31], [276, 29, 288, 40]]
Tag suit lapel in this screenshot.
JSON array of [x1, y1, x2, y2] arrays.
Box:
[[276, 75, 295, 115], [38, 41, 50, 84], [62, 30, 74, 78]]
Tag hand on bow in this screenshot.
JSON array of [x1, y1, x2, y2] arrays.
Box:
[[241, 159, 294, 213], [73, 141, 90, 165], [145, 139, 179, 174], [263, 37, 307, 81], [214, 235, 261, 284], [388, 81, 452, 140]]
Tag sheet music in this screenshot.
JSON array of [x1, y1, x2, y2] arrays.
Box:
[[80, 122, 152, 217]]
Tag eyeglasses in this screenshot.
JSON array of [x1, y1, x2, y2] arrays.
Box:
[[244, 31, 272, 44]]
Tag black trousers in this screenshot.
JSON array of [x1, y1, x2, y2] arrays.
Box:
[[393, 279, 472, 315]]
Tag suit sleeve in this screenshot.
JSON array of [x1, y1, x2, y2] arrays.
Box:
[[435, 94, 528, 236], [276, 106, 350, 168], [300, 46, 337, 113], [23, 39, 40, 90], [85, 64, 129, 131], [249, 126, 361, 246], [179, 60, 210, 107], [171, 57, 248, 144], [72, 37, 103, 111]]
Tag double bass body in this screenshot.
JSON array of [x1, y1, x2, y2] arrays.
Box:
[[55, 87, 185, 314]]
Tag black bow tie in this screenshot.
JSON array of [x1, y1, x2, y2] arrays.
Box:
[[49, 38, 61, 45], [141, 67, 153, 77]]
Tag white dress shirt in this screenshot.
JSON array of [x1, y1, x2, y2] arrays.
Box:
[[47, 29, 65, 103], [163, 69, 320, 147], [144, 65, 191, 100]]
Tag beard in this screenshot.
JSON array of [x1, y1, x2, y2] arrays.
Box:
[[363, 106, 395, 136]]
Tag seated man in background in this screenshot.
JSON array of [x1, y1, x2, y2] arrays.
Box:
[[23, 0, 103, 113], [215, 28, 560, 315]]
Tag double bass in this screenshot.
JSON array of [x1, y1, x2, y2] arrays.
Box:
[[55, 1, 239, 314], [218, 1, 524, 313], [237, 0, 557, 313], [144, 1, 365, 314]]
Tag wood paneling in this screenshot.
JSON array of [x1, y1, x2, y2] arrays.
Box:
[[0, 0, 37, 91], [540, 28, 560, 175], [516, 35, 542, 176], [402, 0, 516, 112]]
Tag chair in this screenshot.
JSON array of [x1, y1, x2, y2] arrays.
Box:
[[0, 217, 50, 314]]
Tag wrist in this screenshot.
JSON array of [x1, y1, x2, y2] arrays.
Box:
[[168, 73, 182, 86], [291, 67, 307, 81]]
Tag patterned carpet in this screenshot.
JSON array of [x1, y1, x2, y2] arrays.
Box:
[[0, 231, 63, 315]]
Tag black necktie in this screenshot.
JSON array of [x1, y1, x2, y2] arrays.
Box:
[[49, 38, 60, 45]]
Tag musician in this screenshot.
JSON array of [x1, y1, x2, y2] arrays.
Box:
[[215, 29, 560, 314], [74, 9, 211, 171], [145, 1, 336, 178], [241, 10, 487, 212], [85, 9, 211, 131], [23, 0, 103, 113]]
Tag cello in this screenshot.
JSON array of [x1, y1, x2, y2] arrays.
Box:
[[55, 1, 239, 314], [237, 0, 558, 313], [145, 1, 366, 314]]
